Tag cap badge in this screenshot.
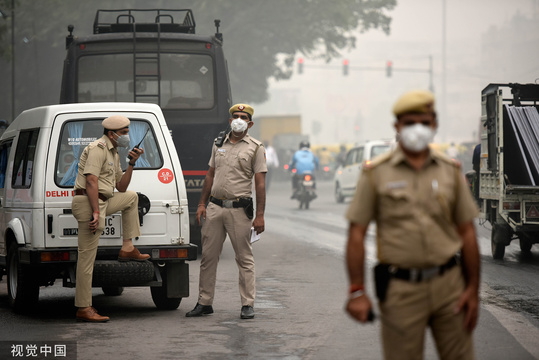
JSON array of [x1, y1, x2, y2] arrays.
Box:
[[238, 105, 245, 111]]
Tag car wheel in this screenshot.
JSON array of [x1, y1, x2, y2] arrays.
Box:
[[151, 267, 182, 310], [335, 183, 345, 203], [7, 243, 39, 313], [519, 238, 532, 253], [102, 286, 124, 296]]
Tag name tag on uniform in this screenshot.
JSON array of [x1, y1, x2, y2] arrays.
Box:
[[217, 148, 226, 153], [386, 180, 407, 190]]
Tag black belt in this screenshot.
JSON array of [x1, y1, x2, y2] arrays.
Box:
[[388, 256, 458, 282], [74, 189, 108, 202], [209, 196, 251, 209]]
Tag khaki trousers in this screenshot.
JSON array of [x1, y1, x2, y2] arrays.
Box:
[[72, 191, 140, 308], [198, 202, 255, 307], [380, 265, 475, 360]]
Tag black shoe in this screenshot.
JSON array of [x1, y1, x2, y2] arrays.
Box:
[[241, 305, 255, 319], [186, 303, 214, 317]]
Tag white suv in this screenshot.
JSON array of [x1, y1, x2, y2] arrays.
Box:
[[334, 139, 394, 203], [0, 103, 196, 312]]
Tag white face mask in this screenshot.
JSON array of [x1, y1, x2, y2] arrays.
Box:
[[399, 123, 435, 152], [231, 118, 248, 133], [114, 132, 130, 148]]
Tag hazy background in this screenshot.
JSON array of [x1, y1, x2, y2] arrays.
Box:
[[255, 0, 539, 145], [0, 0, 537, 148]]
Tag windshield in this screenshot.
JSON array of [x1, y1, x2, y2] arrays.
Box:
[[77, 53, 215, 109], [56, 119, 162, 187]]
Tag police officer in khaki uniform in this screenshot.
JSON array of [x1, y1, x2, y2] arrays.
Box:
[[345, 91, 480, 359], [72, 115, 149, 322], [186, 104, 267, 319]]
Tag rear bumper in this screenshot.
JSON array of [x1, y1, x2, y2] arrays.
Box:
[[18, 244, 198, 265]]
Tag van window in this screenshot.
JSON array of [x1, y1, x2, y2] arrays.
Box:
[[56, 119, 163, 187], [12, 130, 39, 188], [371, 145, 390, 159], [344, 149, 357, 166], [0, 141, 12, 188], [78, 53, 215, 109]]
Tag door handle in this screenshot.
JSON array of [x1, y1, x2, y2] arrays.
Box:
[[47, 214, 53, 234]]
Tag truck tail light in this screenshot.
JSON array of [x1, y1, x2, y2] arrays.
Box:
[[41, 251, 75, 262], [503, 202, 520, 210], [159, 249, 188, 259]]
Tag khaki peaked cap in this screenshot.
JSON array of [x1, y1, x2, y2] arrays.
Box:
[[393, 90, 436, 117], [229, 104, 254, 117], [102, 115, 130, 130]]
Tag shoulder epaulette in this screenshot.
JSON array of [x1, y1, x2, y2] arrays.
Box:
[[248, 136, 263, 147], [97, 140, 107, 149], [430, 147, 460, 168]]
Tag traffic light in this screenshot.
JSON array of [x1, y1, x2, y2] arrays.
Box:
[[298, 57, 304, 75], [343, 59, 349, 76], [386, 60, 392, 77]]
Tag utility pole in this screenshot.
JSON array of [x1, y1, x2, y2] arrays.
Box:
[[11, 0, 15, 121]]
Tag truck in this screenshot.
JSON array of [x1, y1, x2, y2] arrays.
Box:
[[60, 9, 233, 251], [476, 83, 539, 259], [0, 102, 197, 312]]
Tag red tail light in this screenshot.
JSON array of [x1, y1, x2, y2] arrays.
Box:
[[292, 168, 297, 173], [284, 164, 289, 170], [324, 166, 329, 172], [304, 174, 312, 181]]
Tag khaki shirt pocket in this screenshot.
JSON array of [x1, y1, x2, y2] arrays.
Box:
[[215, 151, 226, 168], [235, 151, 253, 176], [378, 188, 413, 220]]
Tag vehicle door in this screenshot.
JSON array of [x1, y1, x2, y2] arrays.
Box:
[[45, 112, 182, 248], [341, 147, 363, 192]]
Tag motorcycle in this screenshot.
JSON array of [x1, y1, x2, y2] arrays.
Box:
[[295, 172, 317, 209]]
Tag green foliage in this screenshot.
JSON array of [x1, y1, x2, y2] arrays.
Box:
[[0, 0, 395, 105]]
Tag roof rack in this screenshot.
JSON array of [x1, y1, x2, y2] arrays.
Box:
[[93, 9, 196, 34]]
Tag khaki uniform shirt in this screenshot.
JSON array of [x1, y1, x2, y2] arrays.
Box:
[[209, 133, 267, 199], [74, 135, 123, 199], [346, 145, 478, 268]]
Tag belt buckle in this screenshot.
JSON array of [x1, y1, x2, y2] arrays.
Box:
[[223, 200, 234, 208], [422, 267, 439, 281], [409, 268, 420, 282]]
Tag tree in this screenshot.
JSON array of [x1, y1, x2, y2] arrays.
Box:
[[0, 0, 395, 119]]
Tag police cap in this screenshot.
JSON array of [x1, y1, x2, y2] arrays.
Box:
[[102, 115, 130, 130], [229, 104, 254, 119], [392, 90, 435, 117]]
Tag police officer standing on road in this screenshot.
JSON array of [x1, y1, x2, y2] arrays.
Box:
[[186, 104, 267, 319], [345, 90, 480, 359], [72, 115, 149, 322]]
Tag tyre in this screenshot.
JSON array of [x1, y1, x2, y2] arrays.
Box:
[[491, 223, 510, 260], [305, 200, 310, 209], [7, 243, 39, 313], [335, 183, 345, 203], [102, 286, 124, 296], [92, 260, 154, 287], [151, 268, 182, 310], [519, 238, 532, 253]]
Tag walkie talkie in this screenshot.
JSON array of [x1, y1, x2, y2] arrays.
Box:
[[128, 128, 150, 160], [214, 124, 230, 147]]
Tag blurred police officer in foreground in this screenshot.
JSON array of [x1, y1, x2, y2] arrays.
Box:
[[186, 104, 267, 319], [345, 90, 480, 359], [72, 115, 148, 322]]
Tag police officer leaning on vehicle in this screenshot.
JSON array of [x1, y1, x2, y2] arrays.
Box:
[[72, 115, 149, 323], [345, 90, 480, 360], [186, 103, 267, 320]]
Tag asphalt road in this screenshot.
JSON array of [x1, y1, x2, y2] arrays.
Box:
[[0, 179, 538, 359]]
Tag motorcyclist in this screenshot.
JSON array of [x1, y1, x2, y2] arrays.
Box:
[[289, 141, 319, 199]]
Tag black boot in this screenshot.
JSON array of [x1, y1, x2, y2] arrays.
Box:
[[186, 303, 214, 317]]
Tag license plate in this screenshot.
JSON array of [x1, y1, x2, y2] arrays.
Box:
[[62, 215, 121, 238], [303, 180, 314, 187]]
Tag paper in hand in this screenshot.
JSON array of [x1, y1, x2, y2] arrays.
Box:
[[250, 227, 261, 244]]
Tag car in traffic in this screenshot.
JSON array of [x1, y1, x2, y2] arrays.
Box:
[[334, 139, 394, 203]]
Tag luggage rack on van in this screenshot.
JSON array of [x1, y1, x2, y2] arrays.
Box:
[[93, 9, 196, 34]]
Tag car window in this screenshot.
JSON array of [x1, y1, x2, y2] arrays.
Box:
[[0, 140, 13, 188], [356, 147, 365, 164], [371, 145, 391, 159], [345, 149, 357, 166], [56, 119, 163, 187], [12, 129, 39, 189]]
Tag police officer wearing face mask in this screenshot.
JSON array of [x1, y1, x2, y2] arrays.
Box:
[[72, 115, 148, 322], [186, 104, 267, 320], [344, 90, 480, 360]]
